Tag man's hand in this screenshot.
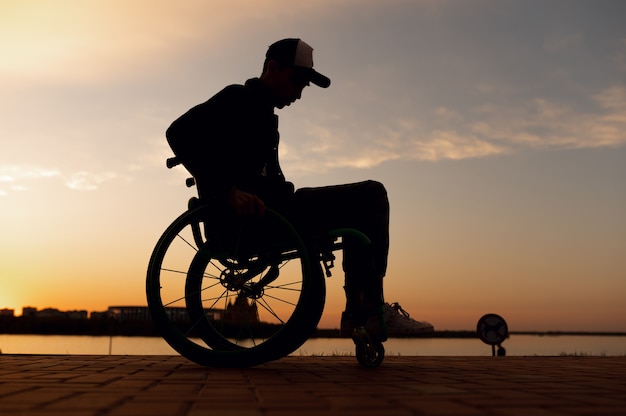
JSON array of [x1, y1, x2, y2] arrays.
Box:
[[227, 188, 266, 217]]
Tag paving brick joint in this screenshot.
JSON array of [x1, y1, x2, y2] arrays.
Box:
[[0, 355, 625, 415]]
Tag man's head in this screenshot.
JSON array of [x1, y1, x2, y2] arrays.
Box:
[[261, 38, 330, 108]]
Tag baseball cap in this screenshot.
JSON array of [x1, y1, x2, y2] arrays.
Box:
[[266, 38, 331, 88]]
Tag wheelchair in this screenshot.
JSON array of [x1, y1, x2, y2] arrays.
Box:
[[146, 157, 385, 368]]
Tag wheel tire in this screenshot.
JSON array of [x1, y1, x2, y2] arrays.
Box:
[[146, 205, 325, 367], [356, 341, 385, 368]]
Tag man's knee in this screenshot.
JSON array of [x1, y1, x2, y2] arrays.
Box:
[[361, 179, 386, 195], [362, 180, 388, 206]]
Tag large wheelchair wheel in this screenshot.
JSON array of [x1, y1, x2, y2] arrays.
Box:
[[146, 203, 326, 367]]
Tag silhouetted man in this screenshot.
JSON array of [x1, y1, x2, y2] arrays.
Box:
[[166, 38, 433, 339]]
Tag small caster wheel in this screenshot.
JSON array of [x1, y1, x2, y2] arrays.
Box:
[[356, 341, 385, 368]]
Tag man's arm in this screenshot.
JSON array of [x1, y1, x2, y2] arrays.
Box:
[[227, 188, 266, 216], [166, 86, 248, 197]]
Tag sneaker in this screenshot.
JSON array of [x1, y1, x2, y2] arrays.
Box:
[[384, 302, 434, 337]]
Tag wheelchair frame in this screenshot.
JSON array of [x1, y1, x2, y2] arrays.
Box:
[[145, 157, 385, 367]]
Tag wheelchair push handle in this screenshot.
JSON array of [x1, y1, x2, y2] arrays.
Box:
[[166, 157, 196, 187], [166, 157, 182, 169]]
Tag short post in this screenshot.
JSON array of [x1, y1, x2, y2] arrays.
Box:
[[477, 313, 508, 356]]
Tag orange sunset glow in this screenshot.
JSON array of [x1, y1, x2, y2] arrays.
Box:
[[1, 0, 625, 332]]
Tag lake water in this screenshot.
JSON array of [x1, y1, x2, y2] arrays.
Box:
[[1, 334, 625, 357]]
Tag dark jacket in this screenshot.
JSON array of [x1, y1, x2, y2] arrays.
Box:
[[166, 78, 294, 206]]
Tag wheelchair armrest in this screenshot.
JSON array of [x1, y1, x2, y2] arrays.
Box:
[[166, 157, 196, 187], [328, 228, 372, 246]]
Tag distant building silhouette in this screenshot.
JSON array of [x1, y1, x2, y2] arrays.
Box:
[[3, 304, 264, 324], [19, 307, 87, 319], [224, 294, 259, 325], [105, 306, 224, 322]]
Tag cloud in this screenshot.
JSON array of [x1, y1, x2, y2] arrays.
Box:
[[64, 172, 118, 191], [0, 165, 119, 195], [419, 86, 626, 156], [409, 131, 508, 161], [4, 1, 623, 181], [0, 166, 61, 181], [328, 149, 401, 169], [594, 85, 626, 111], [282, 84, 626, 175], [281, 116, 507, 175], [487, 86, 626, 149], [0, 166, 58, 197]]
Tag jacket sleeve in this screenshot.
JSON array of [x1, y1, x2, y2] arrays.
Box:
[[165, 84, 292, 204], [165, 86, 245, 197]]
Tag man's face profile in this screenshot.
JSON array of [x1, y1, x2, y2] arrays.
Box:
[[265, 61, 309, 109]]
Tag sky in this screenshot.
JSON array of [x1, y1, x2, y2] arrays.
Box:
[[1, 0, 625, 332]]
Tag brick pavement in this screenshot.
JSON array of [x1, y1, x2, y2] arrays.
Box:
[[0, 355, 625, 415]]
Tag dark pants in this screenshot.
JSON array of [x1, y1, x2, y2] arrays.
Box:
[[285, 180, 390, 311], [199, 178, 390, 313]]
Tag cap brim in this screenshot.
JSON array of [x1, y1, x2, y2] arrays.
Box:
[[310, 70, 331, 88], [295, 66, 330, 88]]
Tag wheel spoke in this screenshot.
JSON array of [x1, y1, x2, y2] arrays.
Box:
[[146, 206, 324, 367]]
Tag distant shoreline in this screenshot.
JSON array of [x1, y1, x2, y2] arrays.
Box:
[[313, 329, 626, 339], [2, 316, 624, 338], [3, 330, 625, 338]]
